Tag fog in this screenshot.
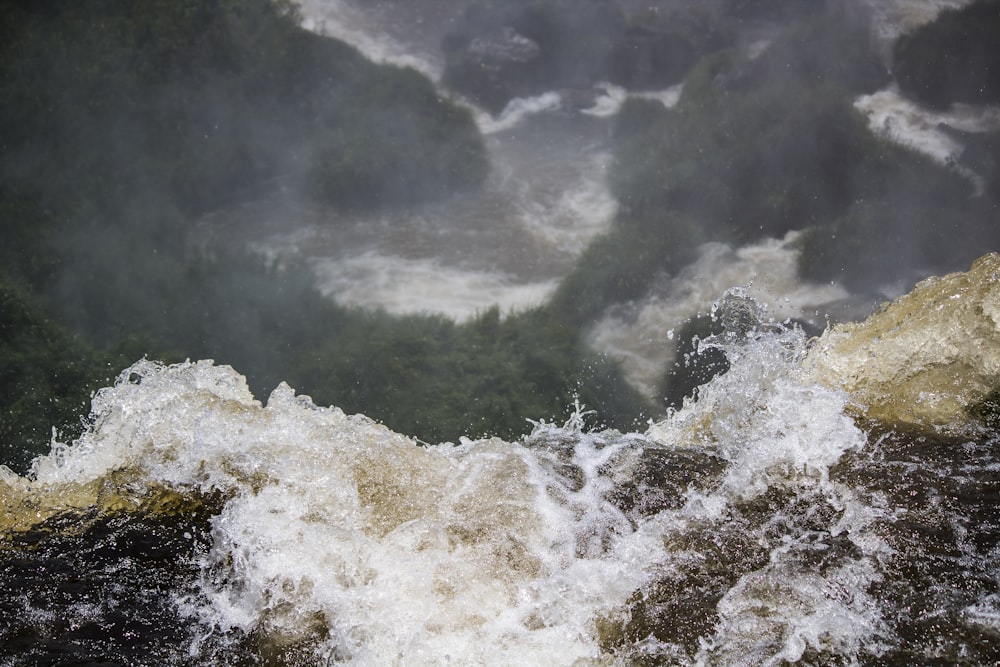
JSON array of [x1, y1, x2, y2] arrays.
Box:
[[2, 0, 999, 471], [6, 2, 1000, 664]]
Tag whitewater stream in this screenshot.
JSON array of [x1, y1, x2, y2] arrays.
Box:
[[3, 253, 1000, 665], [4, 1, 1000, 665]]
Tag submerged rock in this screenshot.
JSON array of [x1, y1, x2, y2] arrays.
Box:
[[804, 253, 1000, 431]]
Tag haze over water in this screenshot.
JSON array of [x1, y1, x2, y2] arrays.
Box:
[[220, 0, 999, 389], [4, 0, 1000, 665]]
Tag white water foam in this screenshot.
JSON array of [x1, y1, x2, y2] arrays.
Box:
[[964, 593, 1000, 633], [648, 328, 866, 504], [578, 83, 684, 118], [646, 328, 889, 665], [855, 0, 974, 50], [12, 303, 897, 665], [580, 84, 629, 118], [589, 233, 849, 400], [311, 250, 557, 321], [511, 150, 619, 260], [696, 557, 888, 666], [855, 86, 1000, 166], [631, 83, 684, 110], [295, 0, 441, 79], [474, 93, 564, 135], [24, 360, 667, 665]]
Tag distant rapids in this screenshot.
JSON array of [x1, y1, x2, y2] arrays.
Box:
[[3, 255, 1000, 666]]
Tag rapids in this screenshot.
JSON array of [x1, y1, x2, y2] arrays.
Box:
[[4, 2, 1000, 665], [3, 255, 1000, 665], [197, 0, 693, 324]]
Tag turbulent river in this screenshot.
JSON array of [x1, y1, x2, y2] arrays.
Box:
[[3, 255, 1000, 665], [4, 1, 1000, 665]]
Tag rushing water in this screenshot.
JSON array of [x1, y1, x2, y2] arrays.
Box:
[[198, 109, 621, 320], [196, 0, 696, 322], [3, 254, 1000, 665], [4, 1, 1000, 665]]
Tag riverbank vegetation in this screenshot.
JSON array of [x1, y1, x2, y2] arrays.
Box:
[[0, 0, 647, 473], [552, 1, 1000, 324]]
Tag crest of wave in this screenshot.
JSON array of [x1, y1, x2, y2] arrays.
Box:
[[8, 285, 914, 665], [645, 290, 891, 665], [21, 359, 669, 665]]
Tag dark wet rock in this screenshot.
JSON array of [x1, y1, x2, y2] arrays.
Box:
[[602, 445, 728, 520], [660, 314, 731, 411], [0, 506, 223, 665], [660, 307, 823, 411]]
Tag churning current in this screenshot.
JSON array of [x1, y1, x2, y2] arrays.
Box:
[[3, 254, 1000, 665], [4, 0, 1000, 665]]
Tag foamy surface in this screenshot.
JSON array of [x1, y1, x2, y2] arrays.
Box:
[[311, 250, 557, 320], [589, 233, 848, 399], [6, 257, 1000, 664], [4, 331, 880, 665], [855, 87, 1000, 168]]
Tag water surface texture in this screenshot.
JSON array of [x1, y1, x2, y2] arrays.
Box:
[[3, 1, 1000, 664], [4, 256, 1000, 665]]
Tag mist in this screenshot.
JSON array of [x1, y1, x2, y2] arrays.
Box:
[[2, 0, 1000, 474], [6, 1, 1000, 664]]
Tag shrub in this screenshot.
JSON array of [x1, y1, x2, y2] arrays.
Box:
[[0, 0, 487, 218], [0, 280, 124, 474]]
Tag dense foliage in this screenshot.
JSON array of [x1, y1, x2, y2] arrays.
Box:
[[0, 0, 487, 214], [288, 305, 645, 443], [552, 2, 999, 324], [0, 278, 128, 473], [0, 0, 647, 473]]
